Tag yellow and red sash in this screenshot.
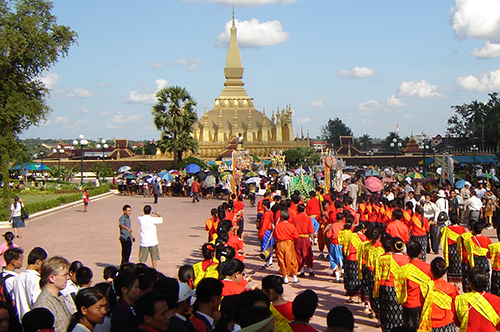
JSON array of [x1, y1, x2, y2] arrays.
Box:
[[338, 229, 352, 256], [489, 242, 500, 270], [374, 254, 405, 298], [464, 236, 489, 268], [455, 292, 500, 332], [418, 280, 452, 332], [399, 262, 431, 304], [440, 227, 461, 266], [458, 232, 473, 263], [270, 303, 290, 330], [356, 240, 371, 279]]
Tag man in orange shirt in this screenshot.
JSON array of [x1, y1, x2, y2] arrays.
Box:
[[292, 204, 315, 277], [305, 191, 321, 243], [191, 179, 201, 203], [326, 213, 346, 283], [386, 209, 410, 244], [258, 200, 274, 270], [274, 210, 299, 284]]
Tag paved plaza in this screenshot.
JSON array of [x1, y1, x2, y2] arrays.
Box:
[[11, 193, 496, 331]]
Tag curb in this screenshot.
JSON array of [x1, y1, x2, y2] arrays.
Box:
[[0, 190, 117, 229]]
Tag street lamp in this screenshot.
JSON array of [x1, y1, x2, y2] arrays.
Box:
[[72, 134, 88, 186], [389, 138, 402, 169], [432, 148, 437, 172], [419, 142, 430, 176], [471, 144, 479, 170], [52, 145, 64, 182], [95, 139, 109, 183]]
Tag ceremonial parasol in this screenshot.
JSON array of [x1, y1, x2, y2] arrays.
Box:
[[365, 177, 383, 192]]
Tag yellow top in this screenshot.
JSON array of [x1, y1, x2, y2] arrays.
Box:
[[440, 227, 461, 266], [193, 260, 219, 288]]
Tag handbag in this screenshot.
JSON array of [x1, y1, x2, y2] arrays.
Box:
[[20, 207, 29, 220]]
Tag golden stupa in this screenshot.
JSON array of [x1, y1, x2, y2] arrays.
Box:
[[192, 13, 309, 159]]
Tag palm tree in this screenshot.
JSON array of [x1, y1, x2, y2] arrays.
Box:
[[358, 134, 372, 151], [157, 131, 198, 163], [152, 86, 197, 169]]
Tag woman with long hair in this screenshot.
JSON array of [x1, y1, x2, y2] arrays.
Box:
[[0, 232, 18, 267], [67, 287, 107, 332], [8, 196, 25, 238], [261, 275, 293, 329]]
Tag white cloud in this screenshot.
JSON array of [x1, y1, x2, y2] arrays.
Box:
[[173, 58, 188, 66], [457, 67, 500, 92], [40, 72, 61, 89], [450, 0, 500, 43], [112, 113, 141, 124], [74, 107, 89, 114], [386, 95, 409, 108], [297, 117, 311, 124], [361, 119, 375, 125], [188, 59, 202, 71], [470, 41, 500, 59], [105, 122, 122, 129], [76, 119, 87, 125], [148, 62, 166, 68], [97, 82, 112, 87], [336, 66, 375, 78], [397, 80, 446, 99], [172, 58, 202, 71], [127, 79, 168, 104], [67, 88, 93, 98], [217, 19, 289, 48], [54, 116, 69, 123], [310, 97, 324, 108], [100, 111, 112, 116], [183, 0, 296, 6], [358, 100, 381, 111]]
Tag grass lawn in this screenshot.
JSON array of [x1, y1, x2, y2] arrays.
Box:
[[17, 193, 78, 204]]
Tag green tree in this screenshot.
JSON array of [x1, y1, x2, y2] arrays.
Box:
[[157, 131, 198, 164], [283, 147, 321, 168], [357, 134, 373, 151], [0, 0, 77, 206], [320, 117, 353, 149], [381, 132, 409, 152], [152, 86, 197, 169]]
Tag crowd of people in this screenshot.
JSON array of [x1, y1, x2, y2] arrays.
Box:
[[4, 165, 500, 332]]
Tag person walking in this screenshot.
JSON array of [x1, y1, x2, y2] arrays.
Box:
[[191, 179, 200, 203], [118, 205, 135, 266], [9, 196, 25, 238], [137, 205, 163, 269], [152, 180, 160, 204]]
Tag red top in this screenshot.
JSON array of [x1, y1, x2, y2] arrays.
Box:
[[454, 292, 500, 332], [227, 235, 244, 262], [274, 222, 299, 242], [472, 235, 492, 258], [191, 181, 200, 193], [258, 210, 273, 240], [289, 323, 318, 332], [447, 225, 466, 245], [289, 203, 299, 217], [344, 206, 358, 223], [406, 214, 430, 237], [257, 198, 265, 213], [431, 279, 459, 328], [381, 253, 410, 287], [322, 194, 333, 205], [234, 200, 245, 213], [404, 259, 431, 308], [347, 233, 367, 261], [358, 203, 369, 221], [326, 205, 339, 223], [305, 197, 321, 217], [274, 301, 294, 321], [326, 221, 345, 245], [221, 279, 246, 297], [369, 205, 380, 223], [386, 220, 410, 243], [292, 213, 314, 235]]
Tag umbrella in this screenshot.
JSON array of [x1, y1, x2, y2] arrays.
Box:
[[455, 179, 466, 189], [394, 173, 405, 181], [343, 167, 356, 172], [169, 170, 180, 175], [294, 168, 306, 175], [407, 172, 424, 179], [203, 175, 216, 187], [158, 171, 168, 178], [245, 177, 261, 184], [124, 174, 137, 180], [161, 173, 174, 181], [195, 171, 207, 181], [257, 170, 267, 176], [365, 169, 379, 177], [138, 173, 152, 179], [269, 169, 279, 176], [245, 171, 257, 178], [341, 174, 351, 181], [208, 171, 221, 177], [478, 174, 500, 182], [220, 173, 230, 181], [382, 177, 394, 183], [118, 166, 132, 173], [365, 177, 383, 192], [185, 163, 201, 174]]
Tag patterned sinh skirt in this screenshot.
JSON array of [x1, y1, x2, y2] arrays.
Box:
[[462, 262, 470, 293], [475, 255, 491, 292], [380, 285, 404, 332], [366, 269, 379, 314], [411, 235, 428, 261], [344, 259, 361, 296], [403, 306, 421, 330], [360, 265, 370, 302], [432, 322, 456, 332], [447, 243, 462, 283], [491, 270, 500, 297]]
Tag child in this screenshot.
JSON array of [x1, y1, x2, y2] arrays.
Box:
[[274, 210, 299, 284], [205, 208, 219, 242], [193, 243, 219, 288]]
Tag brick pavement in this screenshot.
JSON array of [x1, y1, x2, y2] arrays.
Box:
[[11, 193, 499, 331]]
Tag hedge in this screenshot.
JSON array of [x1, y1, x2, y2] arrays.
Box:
[[0, 185, 111, 221]]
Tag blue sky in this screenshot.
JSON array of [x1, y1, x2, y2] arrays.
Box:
[[22, 0, 500, 142]]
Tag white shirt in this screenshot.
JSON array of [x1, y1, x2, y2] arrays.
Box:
[[422, 201, 438, 220], [465, 196, 483, 211], [138, 214, 163, 247], [435, 198, 449, 215], [13, 269, 41, 317], [475, 188, 487, 199], [10, 203, 23, 218], [2, 270, 17, 299], [71, 323, 91, 332], [60, 280, 79, 297]]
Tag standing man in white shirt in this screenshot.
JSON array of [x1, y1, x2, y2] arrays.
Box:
[[138, 205, 163, 269], [464, 191, 483, 222], [13, 247, 47, 318]]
